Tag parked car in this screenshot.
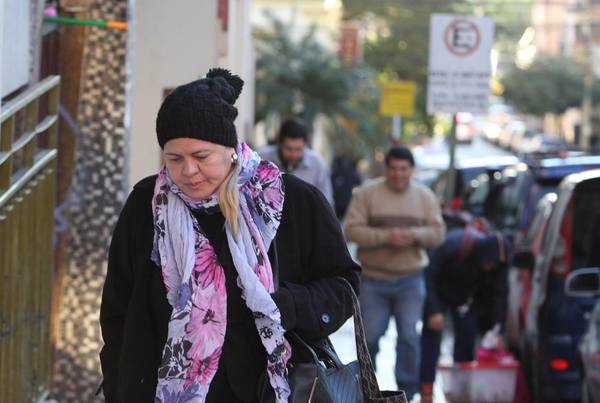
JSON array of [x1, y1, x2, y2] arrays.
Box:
[[483, 103, 514, 144], [505, 193, 556, 353], [430, 155, 520, 209], [510, 128, 536, 154], [516, 133, 570, 156], [518, 169, 600, 401], [480, 155, 600, 239], [455, 112, 482, 143], [498, 120, 527, 150], [565, 268, 600, 403]]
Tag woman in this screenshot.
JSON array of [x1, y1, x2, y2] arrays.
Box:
[[99, 68, 360, 403]]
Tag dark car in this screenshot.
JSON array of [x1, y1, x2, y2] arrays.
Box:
[[479, 155, 600, 240], [505, 193, 556, 353], [565, 268, 600, 403], [518, 169, 600, 401], [431, 155, 520, 209], [516, 133, 573, 156]]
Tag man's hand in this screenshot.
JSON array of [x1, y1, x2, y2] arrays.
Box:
[[427, 313, 444, 332], [388, 228, 415, 248]]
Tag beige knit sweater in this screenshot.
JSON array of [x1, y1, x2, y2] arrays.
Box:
[[344, 178, 445, 279]]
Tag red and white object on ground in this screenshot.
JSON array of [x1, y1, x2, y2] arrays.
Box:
[[437, 350, 519, 403]]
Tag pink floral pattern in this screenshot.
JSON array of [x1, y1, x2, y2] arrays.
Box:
[[152, 142, 290, 403]]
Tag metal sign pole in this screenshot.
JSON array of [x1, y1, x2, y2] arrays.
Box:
[[446, 113, 458, 205], [392, 114, 402, 141]]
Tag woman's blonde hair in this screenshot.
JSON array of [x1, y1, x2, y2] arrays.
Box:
[[219, 161, 241, 235]]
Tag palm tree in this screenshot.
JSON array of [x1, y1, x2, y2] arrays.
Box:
[[254, 14, 352, 135], [254, 13, 388, 162]]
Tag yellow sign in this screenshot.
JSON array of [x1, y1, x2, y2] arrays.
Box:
[[379, 80, 416, 117]]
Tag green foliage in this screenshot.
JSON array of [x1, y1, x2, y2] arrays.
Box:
[[254, 15, 352, 134], [342, 0, 535, 131], [502, 57, 587, 115], [457, 0, 534, 68], [254, 13, 387, 161], [342, 0, 467, 134], [326, 64, 391, 161]]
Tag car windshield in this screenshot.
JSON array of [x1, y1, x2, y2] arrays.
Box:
[[467, 173, 491, 208]]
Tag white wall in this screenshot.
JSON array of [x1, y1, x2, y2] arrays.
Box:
[[1, 0, 30, 97], [129, 0, 219, 187], [129, 0, 256, 187], [226, 0, 255, 142]]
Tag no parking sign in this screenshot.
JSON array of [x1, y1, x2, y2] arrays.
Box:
[[427, 14, 494, 115]]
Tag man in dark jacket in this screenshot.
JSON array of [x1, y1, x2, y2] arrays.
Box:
[[419, 226, 511, 402]]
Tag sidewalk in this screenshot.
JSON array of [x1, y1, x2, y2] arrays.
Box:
[[330, 318, 451, 403]]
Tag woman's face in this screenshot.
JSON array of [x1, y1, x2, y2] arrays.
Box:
[[163, 137, 234, 200]]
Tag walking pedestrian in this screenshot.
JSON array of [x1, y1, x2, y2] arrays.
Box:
[[419, 226, 511, 403], [259, 118, 334, 205], [344, 146, 445, 400], [331, 154, 362, 220], [99, 68, 360, 403]]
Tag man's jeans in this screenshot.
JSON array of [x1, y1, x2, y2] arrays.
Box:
[[420, 303, 476, 384], [359, 272, 425, 400]]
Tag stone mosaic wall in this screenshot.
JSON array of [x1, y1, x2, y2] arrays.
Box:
[[50, 1, 129, 401]]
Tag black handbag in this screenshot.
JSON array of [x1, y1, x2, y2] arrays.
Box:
[[260, 240, 408, 403]]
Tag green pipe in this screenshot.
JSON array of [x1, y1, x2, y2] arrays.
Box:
[[43, 16, 128, 30]]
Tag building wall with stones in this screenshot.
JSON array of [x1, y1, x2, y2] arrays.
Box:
[[51, 1, 129, 401]]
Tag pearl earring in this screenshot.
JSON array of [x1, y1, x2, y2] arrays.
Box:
[[231, 153, 239, 164]]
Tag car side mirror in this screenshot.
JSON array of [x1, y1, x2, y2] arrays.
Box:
[[565, 268, 600, 298], [512, 249, 535, 271]]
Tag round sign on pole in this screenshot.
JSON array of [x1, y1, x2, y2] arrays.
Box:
[[443, 19, 481, 57]]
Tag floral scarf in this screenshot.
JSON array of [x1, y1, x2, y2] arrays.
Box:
[[151, 142, 291, 403]]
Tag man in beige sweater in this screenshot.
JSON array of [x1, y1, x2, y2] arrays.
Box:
[[344, 146, 445, 400]]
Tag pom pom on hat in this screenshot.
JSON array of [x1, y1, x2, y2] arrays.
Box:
[[156, 68, 245, 149], [207, 68, 244, 103]]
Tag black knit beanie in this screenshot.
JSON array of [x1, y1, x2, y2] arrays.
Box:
[[156, 68, 244, 149]]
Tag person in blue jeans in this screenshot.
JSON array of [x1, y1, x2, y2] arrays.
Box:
[[344, 146, 445, 399], [419, 226, 511, 403]]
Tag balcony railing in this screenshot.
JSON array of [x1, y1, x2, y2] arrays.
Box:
[[0, 75, 60, 402]]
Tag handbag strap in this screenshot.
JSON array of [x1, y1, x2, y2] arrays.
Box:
[[270, 238, 403, 400], [337, 277, 385, 400]]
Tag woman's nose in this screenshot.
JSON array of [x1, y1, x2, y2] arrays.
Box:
[[182, 158, 199, 176]]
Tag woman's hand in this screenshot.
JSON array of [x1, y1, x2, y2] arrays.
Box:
[[427, 313, 444, 332]]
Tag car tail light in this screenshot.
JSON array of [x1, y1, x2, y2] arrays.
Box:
[[550, 358, 569, 371], [551, 199, 573, 276], [451, 197, 463, 209]]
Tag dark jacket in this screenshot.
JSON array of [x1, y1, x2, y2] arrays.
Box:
[[424, 227, 508, 329], [99, 173, 361, 403]]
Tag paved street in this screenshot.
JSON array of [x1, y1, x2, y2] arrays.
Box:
[[412, 136, 512, 168]]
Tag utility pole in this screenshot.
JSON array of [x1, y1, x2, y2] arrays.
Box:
[[581, 0, 594, 150]]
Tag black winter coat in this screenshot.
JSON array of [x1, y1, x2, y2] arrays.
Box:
[[425, 227, 508, 329], [99, 173, 361, 402]]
